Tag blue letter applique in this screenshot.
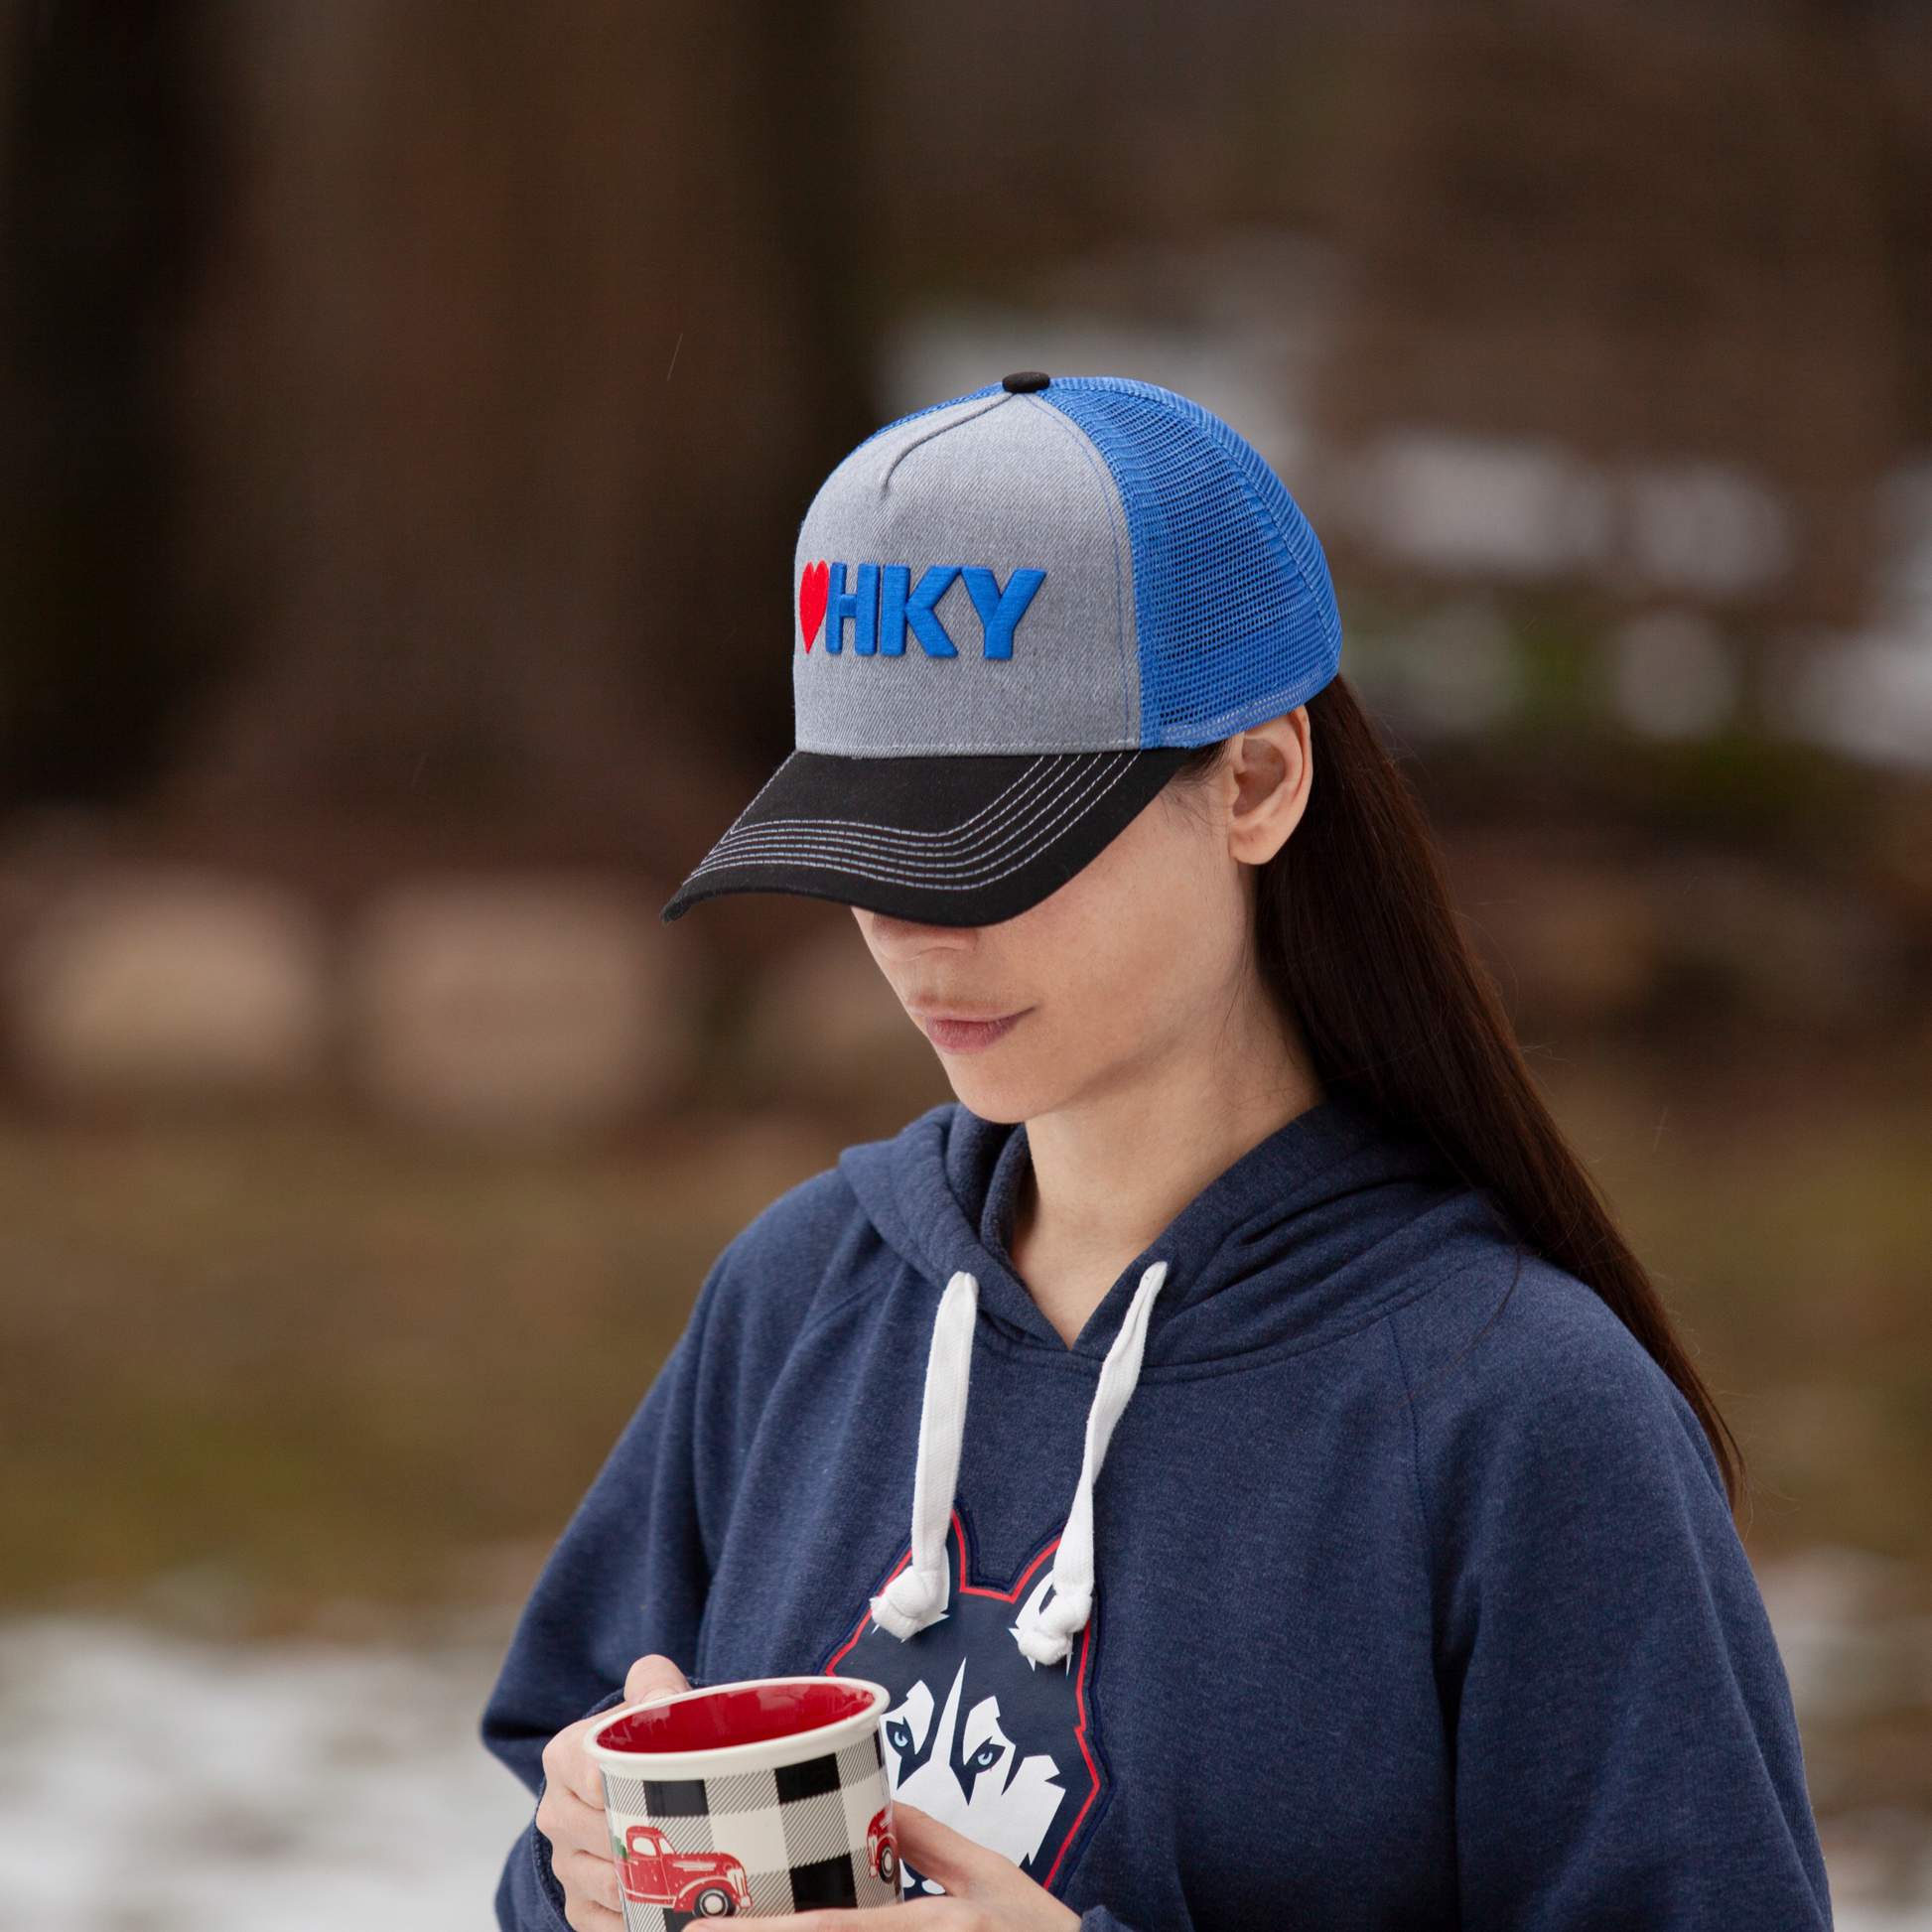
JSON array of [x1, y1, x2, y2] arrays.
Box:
[[824, 563, 881, 655], [960, 567, 1046, 659], [904, 566, 961, 658], [879, 566, 910, 657]]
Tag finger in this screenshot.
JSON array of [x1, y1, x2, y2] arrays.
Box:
[[787, 1908, 958, 1929], [553, 1842, 622, 1914], [543, 1717, 609, 1808], [889, 1807, 1079, 1930], [537, 1772, 612, 1856], [892, 1801, 1007, 1894], [561, 1890, 623, 1932], [623, 1653, 691, 1704]]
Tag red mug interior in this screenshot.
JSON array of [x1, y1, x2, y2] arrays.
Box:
[[597, 1679, 878, 1756]]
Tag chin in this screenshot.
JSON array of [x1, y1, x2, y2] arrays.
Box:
[[934, 1060, 1048, 1127]]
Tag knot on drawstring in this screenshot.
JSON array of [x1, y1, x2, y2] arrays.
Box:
[[1013, 1261, 1168, 1667], [870, 1270, 980, 1641], [872, 1256, 1170, 1667], [1013, 1584, 1093, 1667], [871, 1565, 946, 1639]]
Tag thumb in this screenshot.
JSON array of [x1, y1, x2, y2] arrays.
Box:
[[623, 1654, 691, 1705], [890, 1805, 1079, 1929], [891, 1803, 1009, 1896]]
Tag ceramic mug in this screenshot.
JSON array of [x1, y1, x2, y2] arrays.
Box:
[[586, 1676, 899, 1924]]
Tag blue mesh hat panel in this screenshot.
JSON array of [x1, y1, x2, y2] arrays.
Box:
[[1038, 378, 1342, 748]]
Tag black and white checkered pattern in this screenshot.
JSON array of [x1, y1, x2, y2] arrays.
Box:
[[604, 1730, 897, 1927]]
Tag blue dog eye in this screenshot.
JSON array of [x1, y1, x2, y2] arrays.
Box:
[[887, 1723, 912, 1751], [969, 1740, 1001, 1770]]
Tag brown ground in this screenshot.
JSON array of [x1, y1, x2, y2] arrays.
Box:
[[4, 1034, 1927, 1596]]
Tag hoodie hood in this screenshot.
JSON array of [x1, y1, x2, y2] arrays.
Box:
[[840, 1099, 1493, 1666], [840, 1098, 1487, 1368]]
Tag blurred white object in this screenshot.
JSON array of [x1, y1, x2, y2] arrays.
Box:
[[0, 1558, 1927, 1931], [1356, 433, 1613, 578], [10, 869, 327, 1101], [1609, 610, 1738, 739], [0, 1615, 529, 1932], [1348, 434, 1789, 598], [1623, 462, 1789, 596], [348, 878, 684, 1133], [881, 233, 1331, 485], [1347, 599, 1521, 737], [1755, 1548, 1932, 1927], [1756, 1547, 1932, 1726], [1878, 458, 1932, 620], [1788, 456, 1932, 767], [887, 310, 1305, 482], [1822, 1812, 1932, 1931], [1794, 635, 1932, 767], [886, 251, 1796, 621]]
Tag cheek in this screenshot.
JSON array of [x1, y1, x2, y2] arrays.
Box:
[[980, 838, 1247, 1097], [1046, 899, 1227, 1063], [1065, 824, 1244, 995]]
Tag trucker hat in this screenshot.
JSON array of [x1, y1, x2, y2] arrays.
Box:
[[661, 371, 1342, 927]]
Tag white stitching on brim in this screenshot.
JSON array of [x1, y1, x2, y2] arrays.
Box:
[[690, 756, 1128, 876], [683, 754, 1146, 893], [745, 754, 1095, 853], [683, 758, 1136, 890]]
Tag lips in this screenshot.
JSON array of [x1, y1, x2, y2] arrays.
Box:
[[915, 1012, 1025, 1055]]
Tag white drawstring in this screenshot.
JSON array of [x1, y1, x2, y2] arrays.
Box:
[[1015, 1261, 1168, 1667], [871, 1271, 981, 1639], [873, 1258, 1170, 1666]]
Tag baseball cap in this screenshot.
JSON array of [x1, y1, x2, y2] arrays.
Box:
[[662, 371, 1342, 927]]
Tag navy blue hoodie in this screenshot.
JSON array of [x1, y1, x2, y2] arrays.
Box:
[[483, 1101, 1829, 1930]]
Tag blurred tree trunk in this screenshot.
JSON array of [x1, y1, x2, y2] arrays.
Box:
[[0, 0, 217, 807], [1318, 0, 1902, 623], [174, 0, 867, 877]]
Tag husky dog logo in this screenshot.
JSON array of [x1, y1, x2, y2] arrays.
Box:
[[824, 1512, 1107, 1896]]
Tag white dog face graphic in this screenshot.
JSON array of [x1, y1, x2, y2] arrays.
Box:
[[883, 1659, 1067, 1880], [831, 1520, 1101, 1895]]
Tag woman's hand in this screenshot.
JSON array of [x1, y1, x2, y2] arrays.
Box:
[[535, 1654, 690, 1931], [538, 1674, 1078, 1932], [794, 1803, 1081, 1930]]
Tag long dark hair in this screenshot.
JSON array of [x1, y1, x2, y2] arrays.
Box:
[[1180, 678, 1742, 1505]]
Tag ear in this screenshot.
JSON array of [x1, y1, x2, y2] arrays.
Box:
[[1223, 708, 1312, 867]]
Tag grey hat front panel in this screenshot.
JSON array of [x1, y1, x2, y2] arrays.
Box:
[[792, 392, 1143, 755]]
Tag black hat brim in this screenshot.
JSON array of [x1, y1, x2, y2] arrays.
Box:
[[661, 748, 1193, 927]]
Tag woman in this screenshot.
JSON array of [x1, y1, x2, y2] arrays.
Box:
[[485, 375, 1828, 1930]]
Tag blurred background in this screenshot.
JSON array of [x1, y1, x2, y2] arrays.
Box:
[[0, 0, 1929, 1924]]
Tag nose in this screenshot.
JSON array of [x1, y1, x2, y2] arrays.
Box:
[[857, 909, 978, 962]]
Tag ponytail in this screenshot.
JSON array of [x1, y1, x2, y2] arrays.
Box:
[[1190, 679, 1742, 1504]]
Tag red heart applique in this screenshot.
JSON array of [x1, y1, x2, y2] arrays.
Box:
[[797, 560, 830, 652]]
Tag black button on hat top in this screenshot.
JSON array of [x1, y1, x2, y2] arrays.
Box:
[[1002, 370, 1050, 393]]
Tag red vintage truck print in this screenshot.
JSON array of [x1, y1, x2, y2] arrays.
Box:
[[867, 1807, 898, 1886], [613, 1823, 751, 1918]]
